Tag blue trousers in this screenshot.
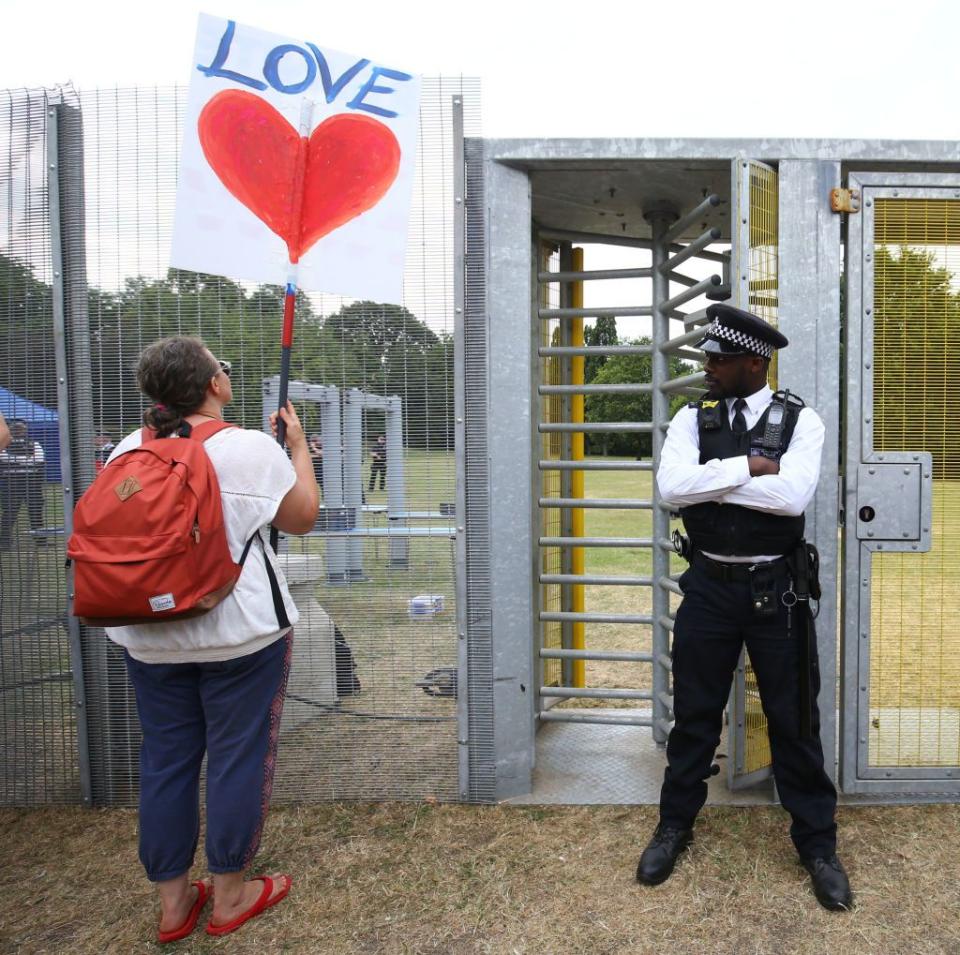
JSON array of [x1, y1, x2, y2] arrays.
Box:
[[124, 632, 293, 882], [660, 561, 837, 859]]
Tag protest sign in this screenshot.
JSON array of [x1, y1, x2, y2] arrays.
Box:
[[171, 14, 420, 302]]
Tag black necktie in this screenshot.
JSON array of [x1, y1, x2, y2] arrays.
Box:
[[731, 398, 748, 434]]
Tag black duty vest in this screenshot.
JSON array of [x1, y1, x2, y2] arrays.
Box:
[[680, 393, 806, 556]]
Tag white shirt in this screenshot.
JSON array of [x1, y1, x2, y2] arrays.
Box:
[[656, 384, 825, 562], [0, 440, 45, 473], [104, 426, 300, 663]]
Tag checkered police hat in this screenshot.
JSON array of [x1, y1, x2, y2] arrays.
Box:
[[695, 304, 788, 359]]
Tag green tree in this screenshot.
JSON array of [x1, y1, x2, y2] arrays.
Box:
[[0, 253, 56, 408], [583, 316, 618, 384], [318, 301, 451, 449], [872, 245, 960, 477], [585, 338, 692, 457]]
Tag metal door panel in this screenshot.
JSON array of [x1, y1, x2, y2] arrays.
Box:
[[843, 173, 960, 794]]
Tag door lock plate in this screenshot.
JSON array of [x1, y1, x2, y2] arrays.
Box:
[[856, 452, 933, 550]]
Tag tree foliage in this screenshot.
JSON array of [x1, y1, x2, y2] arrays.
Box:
[[872, 246, 960, 477], [1, 255, 453, 450], [585, 338, 692, 457], [583, 316, 618, 383]]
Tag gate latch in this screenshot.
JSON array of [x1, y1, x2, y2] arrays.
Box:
[[856, 452, 933, 551], [830, 188, 860, 214]]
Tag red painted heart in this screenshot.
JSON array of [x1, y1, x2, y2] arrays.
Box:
[[197, 89, 401, 263]]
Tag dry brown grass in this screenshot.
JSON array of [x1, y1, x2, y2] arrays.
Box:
[[2, 802, 959, 954]]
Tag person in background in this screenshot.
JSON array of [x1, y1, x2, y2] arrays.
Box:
[[0, 418, 46, 549], [368, 433, 387, 492], [104, 336, 319, 942], [0, 412, 10, 451]]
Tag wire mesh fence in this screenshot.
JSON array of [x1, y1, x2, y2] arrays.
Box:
[[1, 88, 80, 805], [0, 78, 480, 807]]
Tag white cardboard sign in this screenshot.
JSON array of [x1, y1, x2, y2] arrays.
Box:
[[171, 14, 420, 302]]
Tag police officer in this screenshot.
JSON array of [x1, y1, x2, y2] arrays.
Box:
[[636, 304, 851, 911]]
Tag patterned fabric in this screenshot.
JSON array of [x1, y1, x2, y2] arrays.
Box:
[[704, 319, 774, 358], [242, 629, 294, 870]]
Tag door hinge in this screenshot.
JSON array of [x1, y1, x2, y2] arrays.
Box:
[[830, 188, 860, 214]]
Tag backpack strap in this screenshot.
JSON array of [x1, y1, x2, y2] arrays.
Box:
[[237, 530, 292, 631], [139, 420, 235, 443], [187, 419, 237, 442]]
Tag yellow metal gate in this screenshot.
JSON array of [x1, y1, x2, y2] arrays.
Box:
[[727, 160, 779, 788]]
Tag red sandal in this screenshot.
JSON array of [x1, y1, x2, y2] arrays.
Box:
[[157, 879, 212, 944], [206, 875, 292, 937]]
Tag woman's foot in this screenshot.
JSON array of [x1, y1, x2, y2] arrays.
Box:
[[209, 873, 290, 930], [157, 878, 211, 941]]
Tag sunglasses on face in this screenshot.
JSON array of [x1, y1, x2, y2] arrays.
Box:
[[214, 359, 232, 377]]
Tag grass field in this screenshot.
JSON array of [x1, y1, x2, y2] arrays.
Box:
[[3, 459, 960, 952], [2, 801, 959, 954]]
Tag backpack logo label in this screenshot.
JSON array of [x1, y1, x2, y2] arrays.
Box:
[[115, 476, 142, 501], [149, 593, 176, 613]]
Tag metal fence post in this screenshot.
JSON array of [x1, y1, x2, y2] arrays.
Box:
[[47, 95, 93, 805], [648, 209, 676, 745]]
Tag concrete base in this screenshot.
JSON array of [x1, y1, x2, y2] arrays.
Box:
[[508, 709, 774, 806], [276, 554, 337, 732]]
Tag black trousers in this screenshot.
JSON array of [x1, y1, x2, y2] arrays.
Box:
[[659, 557, 838, 859], [368, 460, 386, 491], [0, 475, 44, 542]]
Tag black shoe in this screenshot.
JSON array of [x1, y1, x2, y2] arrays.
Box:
[[636, 824, 693, 885], [801, 854, 853, 911]]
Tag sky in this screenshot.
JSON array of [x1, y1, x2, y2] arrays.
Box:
[[2, 0, 960, 141], [2, 0, 957, 326]]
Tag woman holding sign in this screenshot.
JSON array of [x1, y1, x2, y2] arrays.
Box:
[[99, 336, 318, 941]]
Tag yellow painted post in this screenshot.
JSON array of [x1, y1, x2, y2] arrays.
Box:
[[571, 247, 585, 687]]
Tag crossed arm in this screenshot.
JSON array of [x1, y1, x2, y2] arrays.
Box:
[[656, 405, 825, 517]]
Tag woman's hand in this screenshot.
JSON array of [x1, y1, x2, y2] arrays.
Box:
[[270, 401, 306, 450]]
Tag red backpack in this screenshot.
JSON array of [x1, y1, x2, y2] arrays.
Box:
[[68, 420, 253, 627]]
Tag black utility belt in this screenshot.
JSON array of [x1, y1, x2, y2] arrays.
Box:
[[694, 552, 788, 583]]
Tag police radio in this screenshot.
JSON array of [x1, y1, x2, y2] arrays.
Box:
[[752, 390, 799, 459]]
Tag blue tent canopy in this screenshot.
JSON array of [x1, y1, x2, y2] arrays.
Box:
[[0, 385, 61, 482]]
